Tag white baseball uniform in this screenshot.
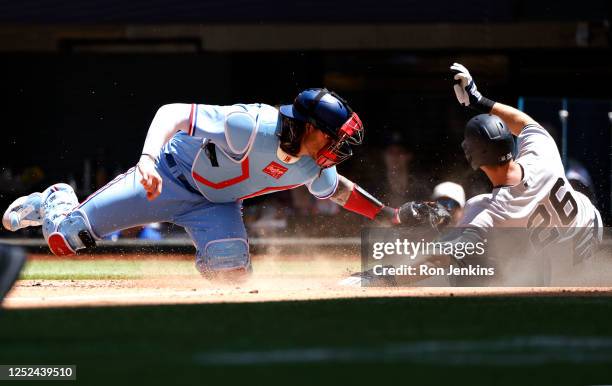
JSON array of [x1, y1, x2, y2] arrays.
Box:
[[459, 124, 602, 252]]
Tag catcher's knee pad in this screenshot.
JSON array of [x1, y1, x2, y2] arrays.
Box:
[[196, 238, 251, 280], [44, 210, 97, 256]]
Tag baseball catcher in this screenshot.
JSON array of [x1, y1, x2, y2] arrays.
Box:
[[3, 88, 449, 280]]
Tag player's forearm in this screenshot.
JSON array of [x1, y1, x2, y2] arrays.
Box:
[[330, 176, 450, 227], [329, 175, 354, 206], [490, 102, 538, 137], [141, 103, 192, 160], [330, 175, 399, 224]]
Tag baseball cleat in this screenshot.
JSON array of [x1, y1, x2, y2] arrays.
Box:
[[2, 192, 43, 231], [338, 266, 398, 287]]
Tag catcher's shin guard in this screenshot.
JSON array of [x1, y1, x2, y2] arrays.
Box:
[[44, 210, 97, 256]]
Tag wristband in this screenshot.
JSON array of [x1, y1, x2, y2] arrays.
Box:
[[471, 96, 495, 114]]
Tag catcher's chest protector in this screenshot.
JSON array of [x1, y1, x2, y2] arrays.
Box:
[[187, 103, 328, 202]]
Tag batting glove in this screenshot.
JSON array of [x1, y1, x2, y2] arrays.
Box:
[[450, 62, 495, 113]]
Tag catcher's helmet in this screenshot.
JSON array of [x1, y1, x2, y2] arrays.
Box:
[[462, 114, 514, 170], [280, 88, 363, 168]]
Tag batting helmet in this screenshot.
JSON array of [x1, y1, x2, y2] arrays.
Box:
[[280, 88, 363, 168], [462, 114, 514, 170]]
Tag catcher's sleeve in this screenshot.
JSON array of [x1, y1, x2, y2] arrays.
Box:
[[330, 175, 397, 222], [307, 166, 340, 199], [141, 103, 192, 160]]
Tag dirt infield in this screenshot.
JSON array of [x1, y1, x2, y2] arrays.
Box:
[[6, 274, 612, 308], [4, 252, 612, 309], [6, 279, 612, 309]]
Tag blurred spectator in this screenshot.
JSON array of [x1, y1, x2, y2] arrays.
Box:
[[248, 204, 288, 237], [432, 181, 466, 226], [244, 195, 292, 253], [289, 186, 340, 217], [0, 168, 16, 194], [315, 198, 340, 216], [290, 186, 314, 216], [245, 193, 292, 237], [381, 132, 429, 207], [94, 163, 109, 194], [20, 166, 45, 190], [288, 186, 349, 237], [566, 159, 595, 201]]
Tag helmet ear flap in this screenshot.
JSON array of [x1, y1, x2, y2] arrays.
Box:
[[463, 114, 514, 170], [461, 139, 477, 170]]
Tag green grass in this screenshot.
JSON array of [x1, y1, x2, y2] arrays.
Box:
[[20, 259, 197, 280], [20, 258, 356, 280], [2, 297, 612, 386], [6, 258, 612, 385]]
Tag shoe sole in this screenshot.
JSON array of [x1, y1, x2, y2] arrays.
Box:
[[48, 232, 76, 256]]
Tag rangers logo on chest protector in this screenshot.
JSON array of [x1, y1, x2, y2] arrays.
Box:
[[262, 161, 288, 179]]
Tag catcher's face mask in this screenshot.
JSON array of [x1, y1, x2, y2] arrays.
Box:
[[315, 112, 364, 168]]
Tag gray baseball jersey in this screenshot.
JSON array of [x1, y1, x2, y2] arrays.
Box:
[[459, 124, 601, 233]]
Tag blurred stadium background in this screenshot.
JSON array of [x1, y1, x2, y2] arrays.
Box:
[[2, 3, 612, 384], [1, 0, 611, 244]]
